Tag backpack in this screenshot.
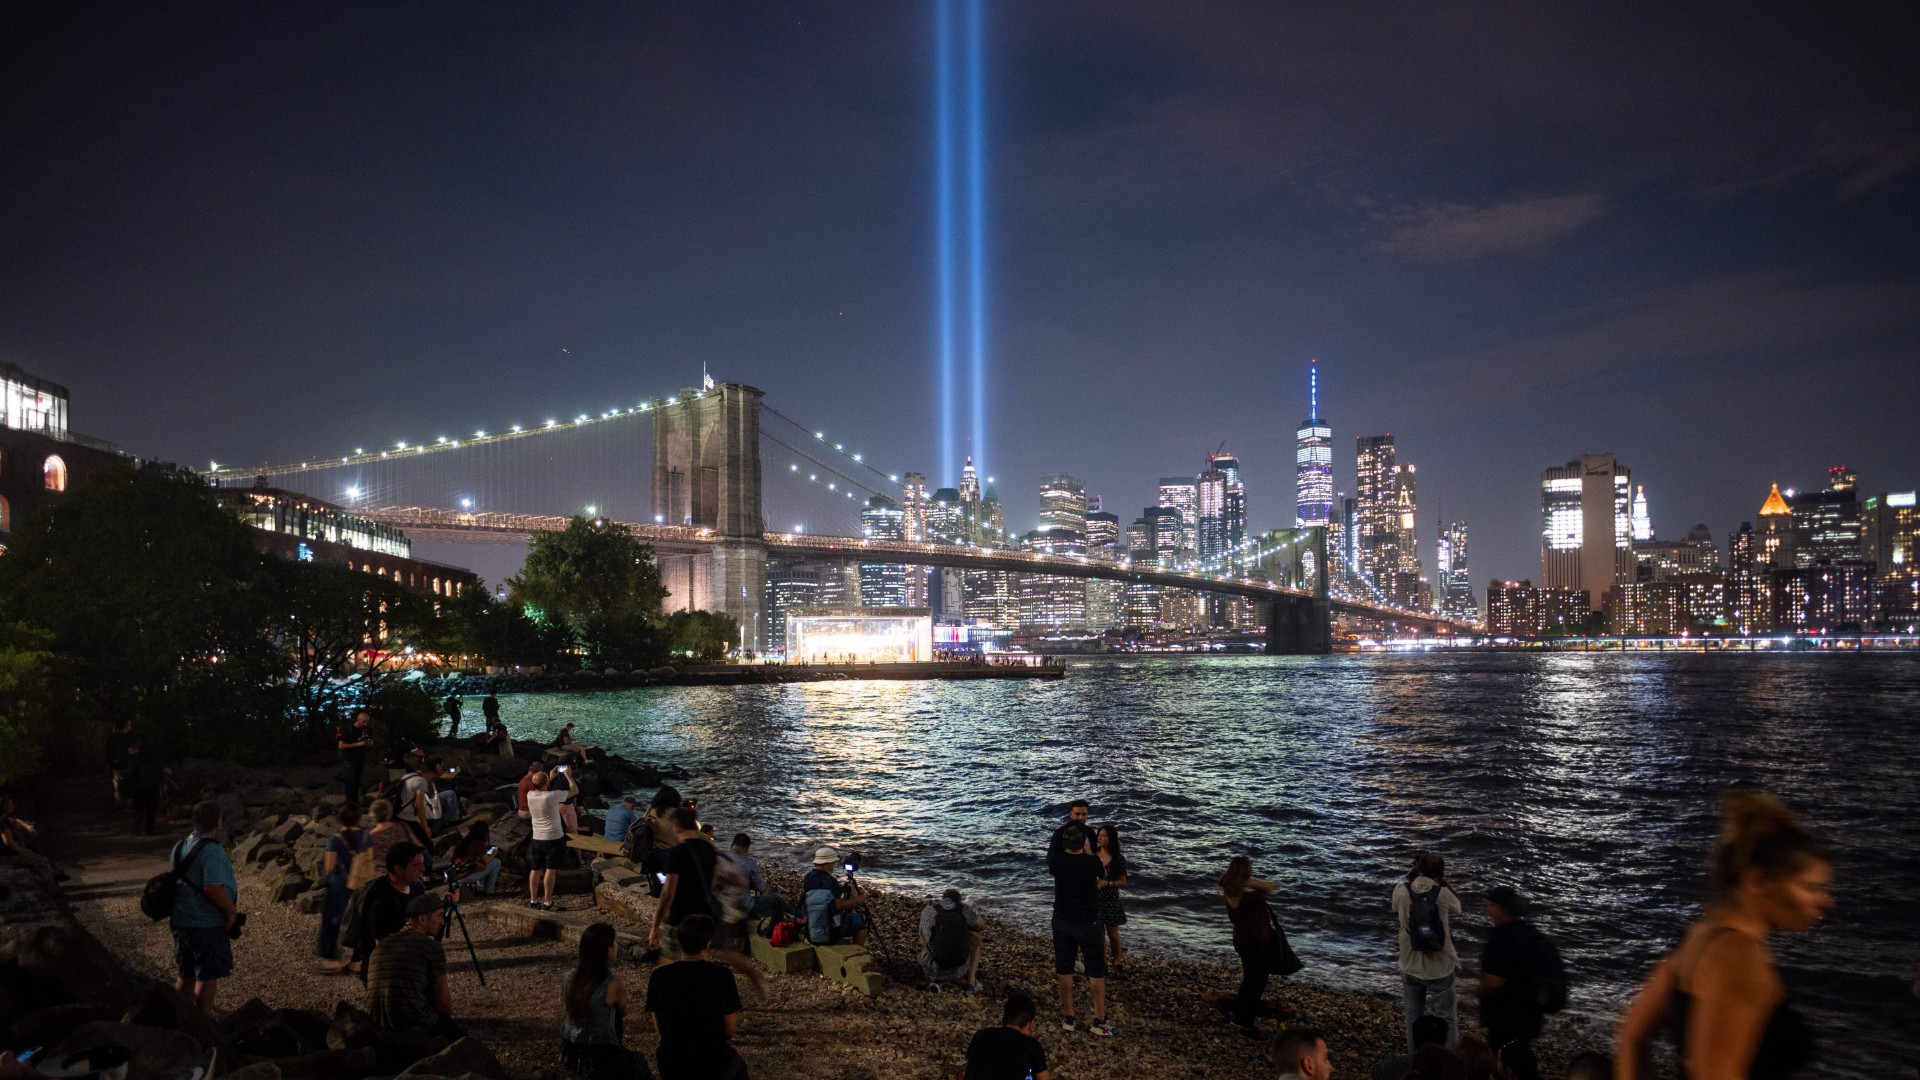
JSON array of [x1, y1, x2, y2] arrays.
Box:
[[1532, 930, 1570, 1014], [711, 850, 751, 924], [621, 815, 655, 863], [140, 838, 210, 921], [344, 831, 378, 890], [927, 904, 972, 968], [338, 880, 381, 951], [768, 919, 805, 948], [1404, 882, 1449, 954]]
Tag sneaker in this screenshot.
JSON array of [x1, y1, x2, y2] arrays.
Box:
[[526, 900, 542, 910], [924, 982, 943, 994], [964, 981, 986, 995], [1088, 1020, 1115, 1038], [1061, 1018, 1077, 1033]]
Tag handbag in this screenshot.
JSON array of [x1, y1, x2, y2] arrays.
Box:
[[1267, 906, 1305, 977], [345, 831, 378, 889]]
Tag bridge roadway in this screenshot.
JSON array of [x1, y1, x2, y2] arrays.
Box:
[[362, 505, 1452, 631]]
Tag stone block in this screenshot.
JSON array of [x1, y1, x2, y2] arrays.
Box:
[[554, 867, 594, 894], [748, 933, 816, 974], [813, 943, 869, 982], [593, 882, 650, 924], [843, 968, 888, 997]]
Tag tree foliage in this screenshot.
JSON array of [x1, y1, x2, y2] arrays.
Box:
[[508, 517, 673, 666], [265, 560, 427, 732], [0, 623, 63, 786], [667, 610, 738, 661]]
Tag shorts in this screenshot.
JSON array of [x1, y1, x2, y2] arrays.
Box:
[[530, 837, 567, 870], [1051, 917, 1106, 978], [172, 925, 234, 983]]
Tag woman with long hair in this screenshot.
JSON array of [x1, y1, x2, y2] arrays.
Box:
[[561, 922, 651, 1080], [642, 786, 683, 897], [452, 821, 501, 893], [316, 802, 369, 964], [1219, 855, 1279, 1040], [364, 797, 410, 872], [1615, 791, 1830, 1079], [1095, 824, 1129, 967]]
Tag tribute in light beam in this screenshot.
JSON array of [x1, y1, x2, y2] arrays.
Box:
[[966, 0, 987, 480]]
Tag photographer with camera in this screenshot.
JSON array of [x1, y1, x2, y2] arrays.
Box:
[[368, 890, 463, 1042], [169, 800, 242, 1017], [528, 765, 577, 911], [802, 848, 869, 947]]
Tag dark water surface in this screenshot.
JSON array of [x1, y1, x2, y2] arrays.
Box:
[[499, 653, 1920, 1076]]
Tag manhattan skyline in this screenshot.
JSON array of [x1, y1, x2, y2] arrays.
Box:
[[3, 4, 1918, 586]]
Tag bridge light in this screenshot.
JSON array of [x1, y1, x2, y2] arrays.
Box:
[[437, 436, 447, 444], [475, 430, 485, 438], [827, 483, 834, 490], [640, 403, 650, 411], [809, 474, 816, 481], [667, 397, 676, 404], [852, 454, 861, 462], [833, 443, 843, 451], [889, 474, 898, 482], [790, 464, 798, 471], [546, 420, 557, 428], [345, 486, 360, 499], [460, 497, 473, 509], [585, 505, 597, 516], [795, 525, 804, 533], [815, 432, 824, 439], [511, 424, 522, 433], [397, 441, 408, 449], [655, 514, 664, 523]]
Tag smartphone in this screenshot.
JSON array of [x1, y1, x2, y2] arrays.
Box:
[[655, 872, 667, 884], [558, 764, 569, 773], [487, 845, 498, 856], [16, 1048, 41, 1065], [448, 767, 459, 775]]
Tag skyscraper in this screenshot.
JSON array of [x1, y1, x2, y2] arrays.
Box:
[[1727, 521, 1766, 634], [1540, 453, 1634, 609], [1391, 463, 1420, 606], [1791, 467, 1864, 566], [901, 472, 929, 607], [1631, 485, 1653, 542], [1196, 465, 1227, 567], [1864, 490, 1920, 626], [1084, 508, 1123, 633], [1021, 474, 1087, 632], [1437, 521, 1476, 624], [1211, 450, 1247, 557], [858, 495, 907, 607], [958, 456, 981, 534], [1157, 477, 1197, 568], [1355, 436, 1399, 603], [1123, 514, 1160, 629], [1295, 360, 1333, 529], [1037, 473, 1087, 537]]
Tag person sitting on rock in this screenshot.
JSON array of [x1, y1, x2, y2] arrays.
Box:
[[367, 889, 463, 1042], [604, 796, 640, 846], [918, 887, 985, 993], [450, 822, 501, 894], [727, 834, 799, 924], [801, 848, 868, 947], [561, 922, 652, 1080]]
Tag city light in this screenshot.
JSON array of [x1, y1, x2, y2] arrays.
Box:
[[585, 505, 597, 515]]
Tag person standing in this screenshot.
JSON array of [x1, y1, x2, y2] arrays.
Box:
[[639, 786, 684, 896], [527, 766, 576, 911], [481, 691, 500, 731], [337, 709, 373, 803], [123, 741, 167, 835], [1393, 852, 1462, 1051], [1049, 824, 1112, 1036], [1220, 856, 1278, 1040], [651, 809, 718, 959], [1095, 824, 1129, 967], [646, 915, 746, 1080], [170, 801, 239, 1017], [963, 989, 1050, 1080], [442, 694, 463, 740], [1045, 799, 1091, 872], [1614, 791, 1828, 1080], [1476, 885, 1564, 1080], [317, 803, 370, 962], [104, 718, 133, 806]]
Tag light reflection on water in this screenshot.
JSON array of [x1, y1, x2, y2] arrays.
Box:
[[499, 653, 1920, 1077]]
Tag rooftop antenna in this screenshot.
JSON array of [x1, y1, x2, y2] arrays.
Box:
[[1309, 357, 1319, 423]]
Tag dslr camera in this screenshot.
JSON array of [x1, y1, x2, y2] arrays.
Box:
[[227, 911, 248, 940], [841, 852, 863, 875]]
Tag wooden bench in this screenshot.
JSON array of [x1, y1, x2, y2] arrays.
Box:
[[566, 833, 625, 857]]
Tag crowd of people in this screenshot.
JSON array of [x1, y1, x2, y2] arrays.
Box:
[[124, 697, 1857, 1080]]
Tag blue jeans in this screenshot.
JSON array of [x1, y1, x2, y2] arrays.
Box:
[[341, 753, 365, 803], [457, 860, 502, 892], [1402, 972, 1458, 1051], [317, 872, 351, 958], [748, 892, 800, 922], [432, 790, 462, 832]]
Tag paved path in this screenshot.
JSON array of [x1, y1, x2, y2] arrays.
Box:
[[35, 774, 175, 907]]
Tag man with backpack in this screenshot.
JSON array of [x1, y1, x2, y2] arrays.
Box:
[[167, 801, 240, 1016], [918, 887, 985, 993], [1391, 851, 1462, 1052], [650, 808, 719, 960], [1475, 885, 1565, 1080]]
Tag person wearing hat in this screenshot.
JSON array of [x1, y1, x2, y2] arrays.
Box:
[[918, 887, 985, 993], [1476, 885, 1565, 1080], [801, 847, 868, 946], [367, 889, 463, 1042]]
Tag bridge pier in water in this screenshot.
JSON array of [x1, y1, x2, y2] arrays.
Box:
[[651, 382, 767, 651], [1265, 596, 1332, 654]]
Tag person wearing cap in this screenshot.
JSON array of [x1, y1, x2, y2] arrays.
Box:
[[604, 794, 640, 845], [1476, 885, 1563, 1080], [918, 887, 985, 993], [802, 847, 868, 946], [367, 889, 463, 1041]]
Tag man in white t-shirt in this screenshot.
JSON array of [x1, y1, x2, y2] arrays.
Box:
[[525, 765, 576, 911]]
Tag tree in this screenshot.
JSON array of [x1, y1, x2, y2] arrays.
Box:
[[507, 517, 670, 666], [265, 560, 427, 733], [363, 673, 440, 752], [415, 586, 567, 669], [0, 623, 63, 786], [667, 610, 738, 662], [0, 465, 287, 760]]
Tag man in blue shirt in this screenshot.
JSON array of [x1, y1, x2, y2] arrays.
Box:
[[603, 795, 639, 844], [730, 833, 800, 922], [802, 847, 868, 946], [171, 800, 240, 1017]]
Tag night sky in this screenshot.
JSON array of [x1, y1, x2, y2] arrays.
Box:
[[5, 4, 1918, 589]]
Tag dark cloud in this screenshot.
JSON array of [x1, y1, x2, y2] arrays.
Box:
[[1372, 193, 1607, 260]]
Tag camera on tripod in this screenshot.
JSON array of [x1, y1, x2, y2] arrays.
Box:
[[841, 852, 863, 876]]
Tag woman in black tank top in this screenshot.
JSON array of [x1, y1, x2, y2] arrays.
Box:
[[1615, 792, 1832, 1079]]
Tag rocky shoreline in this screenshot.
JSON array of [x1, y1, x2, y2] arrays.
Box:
[[12, 740, 1620, 1079]]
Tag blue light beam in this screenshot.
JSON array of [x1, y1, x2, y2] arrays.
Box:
[[966, 0, 987, 480], [935, 0, 956, 486]]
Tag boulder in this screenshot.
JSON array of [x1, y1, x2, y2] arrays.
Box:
[[296, 887, 328, 915], [271, 871, 313, 904], [8, 1002, 123, 1048], [276, 1047, 376, 1080], [51, 1021, 207, 1080], [221, 1064, 283, 1080], [214, 793, 249, 840], [219, 998, 275, 1039], [269, 817, 308, 845], [121, 982, 234, 1057], [398, 1036, 506, 1080], [0, 924, 137, 1009]]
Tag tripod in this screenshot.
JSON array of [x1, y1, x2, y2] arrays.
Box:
[[439, 896, 486, 986], [844, 872, 890, 961]]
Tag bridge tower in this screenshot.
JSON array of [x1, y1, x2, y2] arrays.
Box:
[[651, 383, 766, 651], [1265, 525, 1332, 654]]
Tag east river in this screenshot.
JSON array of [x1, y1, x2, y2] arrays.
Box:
[[498, 653, 1920, 1076]]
